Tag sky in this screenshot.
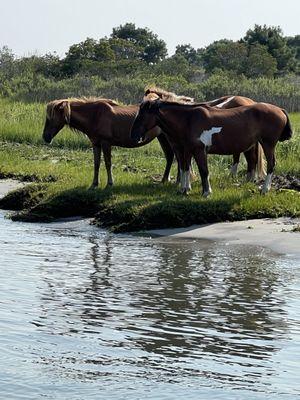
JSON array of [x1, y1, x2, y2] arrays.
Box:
[[0, 0, 299, 57]]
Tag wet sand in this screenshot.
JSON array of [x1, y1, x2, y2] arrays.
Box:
[[0, 179, 25, 199], [148, 218, 300, 258]]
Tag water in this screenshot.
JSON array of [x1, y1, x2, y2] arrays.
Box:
[[0, 211, 299, 400]]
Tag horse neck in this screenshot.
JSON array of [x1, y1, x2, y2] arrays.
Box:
[[68, 102, 97, 135], [157, 105, 189, 136]]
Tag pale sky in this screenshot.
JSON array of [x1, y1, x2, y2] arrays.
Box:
[[1, 0, 299, 57]]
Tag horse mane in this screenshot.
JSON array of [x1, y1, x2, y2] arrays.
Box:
[[144, 86, 194, 104], [46, 97, 120, 124]]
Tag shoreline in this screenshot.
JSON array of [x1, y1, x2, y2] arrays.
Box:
[[1, 179, 299, 258], [0, 179, 26, 199], [147, 218, 300, 258]]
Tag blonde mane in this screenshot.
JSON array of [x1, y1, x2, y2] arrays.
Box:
[[144, 86, 194, 104], [46, 97, 119, 124]]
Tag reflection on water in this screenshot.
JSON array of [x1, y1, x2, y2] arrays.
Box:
[[0, 211, 299, 399]]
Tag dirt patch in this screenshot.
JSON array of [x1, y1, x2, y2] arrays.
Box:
[[272, 174, 300, 191]]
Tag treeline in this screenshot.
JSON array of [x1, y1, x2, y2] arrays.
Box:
[[1, 23, 300, 110]]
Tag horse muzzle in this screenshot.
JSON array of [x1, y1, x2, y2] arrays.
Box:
[[43, 133, 53, 144]]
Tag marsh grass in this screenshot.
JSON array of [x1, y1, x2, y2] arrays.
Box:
[[0, 99, 299, 231]]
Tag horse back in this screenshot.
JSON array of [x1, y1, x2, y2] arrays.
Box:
[[97, 103, 161, 147]]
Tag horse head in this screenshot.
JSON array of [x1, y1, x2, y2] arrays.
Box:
[[131, 100, 161, 144], [143, 86, 194, 104], [42, 100, 70, 143]]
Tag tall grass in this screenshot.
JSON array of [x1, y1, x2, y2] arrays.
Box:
[[1, 72, 300, 111], [0, 98, 89, 149]]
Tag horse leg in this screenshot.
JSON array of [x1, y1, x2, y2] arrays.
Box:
[[89, 144, 102, 189], [180, 151, 192, 195], [231, 153, 240, 176], [171, 146, 183, 186], [193, 149, 211, 197], [157, 134, 174, 183], [244, 145, 257, 181], [260, 142, 275, 194], [102, 142, 113, 187]]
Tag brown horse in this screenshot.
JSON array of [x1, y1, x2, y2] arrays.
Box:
[[144, 88, 264, 180], [42, 97, 176, 188], [130, 100, 292, 195]]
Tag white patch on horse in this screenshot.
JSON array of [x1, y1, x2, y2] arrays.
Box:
[[216, 96, 235, 108], [199, 127, 222, 147]]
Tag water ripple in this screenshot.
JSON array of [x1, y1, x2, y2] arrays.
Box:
[[0, 211, 299, 399]]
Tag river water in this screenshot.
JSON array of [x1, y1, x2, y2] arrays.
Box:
[[0, 210, 299, 399]]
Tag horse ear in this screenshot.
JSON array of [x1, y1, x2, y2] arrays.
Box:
[[145, 89, 151, 96]]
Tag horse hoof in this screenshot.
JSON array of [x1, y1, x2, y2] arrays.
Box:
[[88, 185, 98, 190], [177, 189, 189, 195], [260, 188, 269, 195], [202, 191, 211, 198]]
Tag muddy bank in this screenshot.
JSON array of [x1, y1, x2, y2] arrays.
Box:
[[266, 173, 300, 191], [147, 217, 300, 258]]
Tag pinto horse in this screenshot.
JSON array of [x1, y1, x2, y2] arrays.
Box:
[[130, 100, 292, 195], [144, 87, 264, 180], [42, 97, 177, 188]]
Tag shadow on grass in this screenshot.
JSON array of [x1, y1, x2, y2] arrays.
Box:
[[1, 180, 299, 232]]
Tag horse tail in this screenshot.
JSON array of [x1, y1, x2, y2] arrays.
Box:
[[256, 143, 266, 179], [279, 109, 293, 142]]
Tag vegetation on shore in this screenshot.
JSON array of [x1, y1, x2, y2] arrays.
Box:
[[0, 99, 299, 232], [0, 22, 299, 231]]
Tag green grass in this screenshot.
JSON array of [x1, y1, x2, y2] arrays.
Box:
[[0, 98, 299, 232]]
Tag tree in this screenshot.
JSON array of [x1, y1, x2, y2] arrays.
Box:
[[153, 54, 190, 77], [245, 44, 277, 77], [0, 46, 15, 78], [175, 44, 203, 66], [202, 40, 248, 74], [286, 35, 300, 73], [242, 24, 296, 73], [287, 35, 300, 60], [107, 38, 141, 61], [62, 38, 115, 75], [111, 23, 167, 63]]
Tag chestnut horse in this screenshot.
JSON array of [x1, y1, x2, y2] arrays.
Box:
[[130, 100, 292, 195], [144, 87, 264, 180], [42, 98, 176, 188]]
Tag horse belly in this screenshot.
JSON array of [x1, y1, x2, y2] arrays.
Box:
[[207, 128, 255, 155]]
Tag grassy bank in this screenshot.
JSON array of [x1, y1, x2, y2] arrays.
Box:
[[0, 99, 299, 232]]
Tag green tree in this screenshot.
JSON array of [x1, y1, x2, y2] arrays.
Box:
[[287, 35, 300, 60], [245, 44, 277, 77], [0, 46, 15, 78], [175, 44, 203, 66], [111, 22, 167, 63], [62, 38, 115, 75], [242, 24, 296, 73], [202, 40, 248, 74], [286, 35, 300, 73]]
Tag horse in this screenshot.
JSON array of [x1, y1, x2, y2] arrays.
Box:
[[144, 87, 264, 180], [42, 97, 177, 188], [130, 99, 292, 196]]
